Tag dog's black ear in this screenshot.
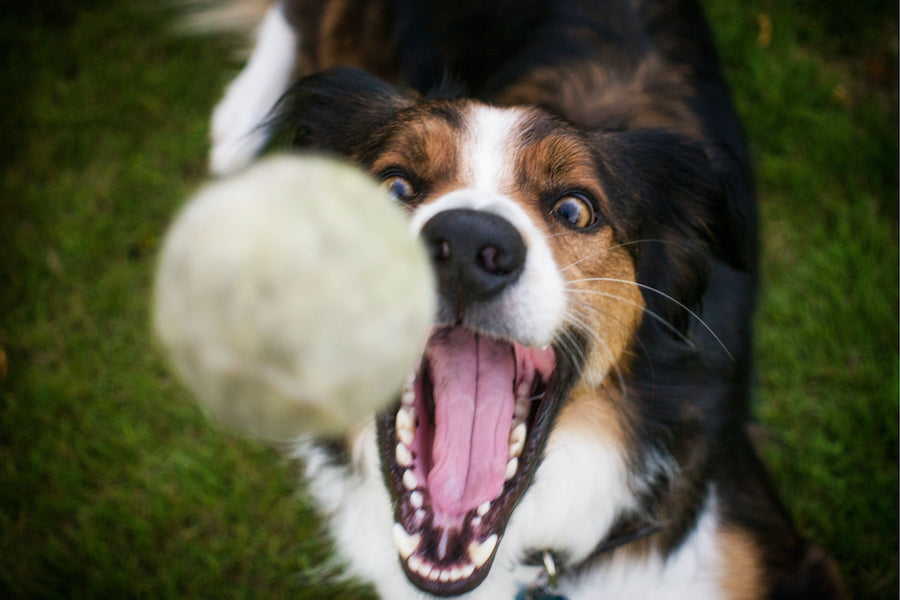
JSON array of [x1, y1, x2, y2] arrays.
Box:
[[265, 67, 414, 159], [593, 130, 757, 333]]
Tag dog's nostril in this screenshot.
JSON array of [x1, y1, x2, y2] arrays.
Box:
[[479, 245, 503, 273], [432, 239, 451, 262], [479, 245, 497, 271]]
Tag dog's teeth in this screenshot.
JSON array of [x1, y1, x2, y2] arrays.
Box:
[[410, 490, 423, 509], [472, 516, 482, 527], [509, 422, 526, 457], [392, 523, 421, 560], [450, 566, 463, 581], [505, 457, 518, 481], [439, 570, 451, 582], [403, 469, 418, 490], [428, 568, 440, 581], [513, 405, 528, 422], [398, 428, 414, 446], [395, 443, 413, 467], [467, 535, 498, 568], [477, 501, 491, 517], [417, 560, 432, 578], [396, 407, 415, 445], [408, 554, 423, 572], [401, 386, 415, 406], [516, 380, 531, 401], [461, 563, 475, 578]]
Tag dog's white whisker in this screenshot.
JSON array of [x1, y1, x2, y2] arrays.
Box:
[[559, 239, 672, 272], [565, 286, 696, 350], [565, 278, 733, 359], [558, 306, 627, 394]]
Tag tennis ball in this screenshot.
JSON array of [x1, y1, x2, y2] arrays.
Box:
[[154, 155, 435, 441]]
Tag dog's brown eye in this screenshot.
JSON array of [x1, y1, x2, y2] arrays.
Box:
[[551, 194, 595, 229], [382, 175, 415, 202]]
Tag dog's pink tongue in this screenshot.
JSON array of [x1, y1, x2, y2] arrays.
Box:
[[426, 327, 515, 516]]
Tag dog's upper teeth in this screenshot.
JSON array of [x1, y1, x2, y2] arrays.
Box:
[[410, 490, 424, 508], [395, 443, 413, 467], [505, 457, 518, 481], [467, 535, 498, 568], [509, 422, 526, 457], [477, 501, 491, 517], [516, 380, 531, 401], [392, 523, 421, 560], [396, 407, 415, 445], [401, 387, 415, 406], [403, 469, 419, 490], [514, 382, 531, 421]]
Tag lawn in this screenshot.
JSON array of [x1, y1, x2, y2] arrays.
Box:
[[1, 1, 896, 598]]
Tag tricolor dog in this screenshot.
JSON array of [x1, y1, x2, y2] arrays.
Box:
[[202, 0, 846, 597]]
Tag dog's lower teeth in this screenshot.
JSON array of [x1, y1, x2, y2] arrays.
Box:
[[395, 443, 412, 467], [403, 469, 418, 490], [476, 501, 491, 517], [410, 490, 423, 508], [392, 523, 421, 559], [467, 535, 498, 568], [417, 561, 432, 578], [396, 407, 415, 445], [408, 554, 423, 572], [505, 457, 518, 480], [509, 422, 526, 457]]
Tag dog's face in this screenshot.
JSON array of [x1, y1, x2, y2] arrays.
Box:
[[271, 67, 746, 595]]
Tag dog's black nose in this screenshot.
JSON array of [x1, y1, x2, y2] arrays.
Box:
[[421, 209, 526, 306]]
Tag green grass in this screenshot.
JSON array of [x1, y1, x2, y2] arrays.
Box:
[[1, 1, 896, 598]]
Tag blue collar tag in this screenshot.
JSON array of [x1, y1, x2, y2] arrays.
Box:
[[516, 552, 568, 599], [515, 586, 569, 600]]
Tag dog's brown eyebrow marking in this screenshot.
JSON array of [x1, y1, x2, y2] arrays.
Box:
[[370, 102, 466, 196], [510, 117, 607, 209]]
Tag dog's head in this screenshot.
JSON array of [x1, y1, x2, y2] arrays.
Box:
[[269, 67, 749, 596]]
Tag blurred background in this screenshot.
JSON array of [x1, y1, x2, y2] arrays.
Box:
[[1, 1, 896, 598]]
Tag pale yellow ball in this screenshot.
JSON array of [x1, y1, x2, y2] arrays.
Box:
[[154, 155, 434, 440]]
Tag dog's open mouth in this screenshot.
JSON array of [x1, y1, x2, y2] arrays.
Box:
[[376, 325, 558, 596]]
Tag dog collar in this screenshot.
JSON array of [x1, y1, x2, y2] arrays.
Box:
[[516, 552, 567, 600], [517, 523, 661, 599]]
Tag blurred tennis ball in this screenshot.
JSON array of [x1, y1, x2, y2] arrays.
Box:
[[154, 155, 435, 441]]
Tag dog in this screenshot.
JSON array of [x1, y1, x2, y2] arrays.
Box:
[[201, 0, 847, 597]]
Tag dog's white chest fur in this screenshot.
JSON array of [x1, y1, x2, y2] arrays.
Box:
[[295, 426, 727, 600]]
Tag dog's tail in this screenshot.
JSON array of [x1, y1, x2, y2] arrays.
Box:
[[176, 0, 272, 38]]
